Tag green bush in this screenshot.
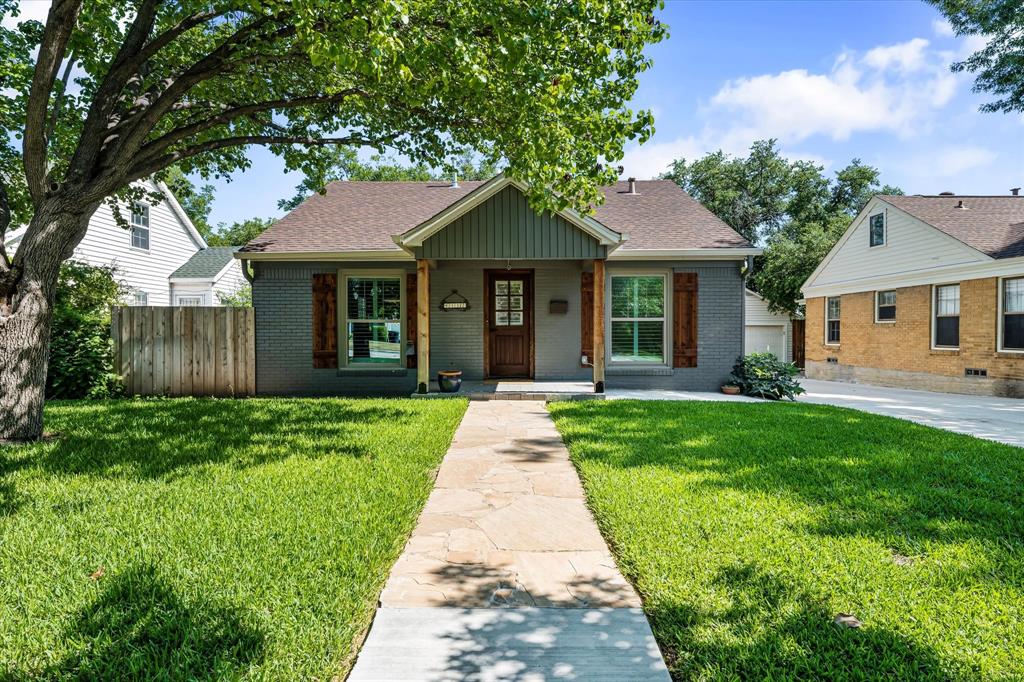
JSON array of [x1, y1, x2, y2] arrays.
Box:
[[728, 352, 805, 401], [46, 261, 125, 399]]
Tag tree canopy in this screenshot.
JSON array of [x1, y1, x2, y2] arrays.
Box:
[[928, 0, 1024, 114], [663, 140, 901, 315]]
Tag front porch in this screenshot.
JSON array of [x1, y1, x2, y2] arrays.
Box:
[[411, 379, 601, 401]]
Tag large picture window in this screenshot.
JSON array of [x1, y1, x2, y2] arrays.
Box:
[[345, 275, 402, 365], [1001, 276, 1024, 351], [826, 296, 841, 344], [610, 275, 666, 363], [933, 284, 960, 348]]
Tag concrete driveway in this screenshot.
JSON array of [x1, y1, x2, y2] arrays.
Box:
[[798, 379, 1024, 448]]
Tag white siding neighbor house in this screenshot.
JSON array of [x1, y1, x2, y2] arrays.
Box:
[[169, 247, 249, 305], [9, 180, 247, 305], [744, 288, 792, 362]]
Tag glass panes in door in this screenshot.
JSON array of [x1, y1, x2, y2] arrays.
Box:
[[494, 279, 524, 326]]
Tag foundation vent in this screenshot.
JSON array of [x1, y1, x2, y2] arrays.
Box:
[[826, 357, 839, 364], [965, 367, 988, 377]]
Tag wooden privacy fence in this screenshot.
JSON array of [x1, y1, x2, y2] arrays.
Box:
[[111, 306, 255, 397]]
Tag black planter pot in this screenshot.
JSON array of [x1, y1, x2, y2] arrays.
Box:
[[438, 370, 463, 393]]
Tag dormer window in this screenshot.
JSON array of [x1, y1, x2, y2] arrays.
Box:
[[868, 213, 885, 247], [130, 203, 150, 250]]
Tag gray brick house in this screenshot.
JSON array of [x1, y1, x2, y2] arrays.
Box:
[[236, 175, 759, 395]]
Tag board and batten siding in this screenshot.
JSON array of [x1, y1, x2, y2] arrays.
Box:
[[415, 185, 605, 260], [807, 198, 986, 292], [71, 181, 205, 305]]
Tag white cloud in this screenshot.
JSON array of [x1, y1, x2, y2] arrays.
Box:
[[932, 18, 955, 37], [620, 36, 976, 180], [863, 38, 931, 73]]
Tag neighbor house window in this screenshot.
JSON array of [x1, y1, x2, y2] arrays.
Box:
[[131, 291, 148, 306], [933, 284, 960, 348], [175, 295, 204, 306], [610, 274, 666, 363], [345, 275, 402, 365], [826, 296, 841, 344], [130, 203, 150, 250], [1001, 276, 1024, 351], [869, 213, 885, 247], [876, 290, 896, 322]]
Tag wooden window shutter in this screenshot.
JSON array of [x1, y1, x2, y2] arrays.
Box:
[[673, 272, 698, 368], [312, 274, 338, 368], [406, 272, 417, 368], [580, 272, 594, 366]]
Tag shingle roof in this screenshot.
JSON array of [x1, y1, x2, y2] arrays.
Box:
[[170, 247, 239, 279], [238, 179, 751, 254], [880, 195, 1024, 259]]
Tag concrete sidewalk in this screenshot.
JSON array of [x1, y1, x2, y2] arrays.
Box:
[[349, 401, 669, 681]]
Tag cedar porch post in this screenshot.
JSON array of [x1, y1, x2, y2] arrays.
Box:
[[416, 259, 430, 394], [593, 258, 606, 393]]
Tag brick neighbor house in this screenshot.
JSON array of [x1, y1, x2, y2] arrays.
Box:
[[801, 192, 1024, 397], [235, 175, 760, 395]]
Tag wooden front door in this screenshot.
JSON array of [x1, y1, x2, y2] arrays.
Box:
[[791, 318, 806, 368], [485, 270, 533, 378]]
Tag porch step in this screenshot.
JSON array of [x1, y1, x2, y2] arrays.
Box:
[[410, 380, 604, 401]]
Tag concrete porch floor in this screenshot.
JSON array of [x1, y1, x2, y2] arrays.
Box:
[[412, 380, 602, 401]]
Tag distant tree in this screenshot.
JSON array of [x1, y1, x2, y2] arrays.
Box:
[[928, 0, 1024, 113], [278, 148, 500, 212], [163, 166, 216, 239], [663, 140, 902, 314], [208, 217, 274, 247]]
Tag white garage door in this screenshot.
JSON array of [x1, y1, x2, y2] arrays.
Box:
[[745, 325, 787, 359]]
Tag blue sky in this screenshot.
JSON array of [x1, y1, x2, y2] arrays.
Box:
[[9, 1, 1024, 227]]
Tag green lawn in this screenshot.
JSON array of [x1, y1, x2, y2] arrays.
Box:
[[549, 400, 1024, 681], [0, 397, 466, 680]]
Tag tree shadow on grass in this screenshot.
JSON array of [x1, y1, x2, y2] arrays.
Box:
[[45, 564, 265, 681], [21, 398, 425, 480], [554, 400, 1024, 556], [651, 561, 951, 681]]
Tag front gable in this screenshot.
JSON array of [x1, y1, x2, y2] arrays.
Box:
[[802, 197, 989, 297], [414, 184, 606, 260]]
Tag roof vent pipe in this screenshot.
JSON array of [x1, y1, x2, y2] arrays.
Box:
[[1012, 187, 1021, 196], [956, 200, 967, 209], [450, 173, 459, 189], [627, 177, 637, 195]]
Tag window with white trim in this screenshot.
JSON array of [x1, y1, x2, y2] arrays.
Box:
[[876, 290, 896, 322], [131, 290, 148, 306], [1001, 276, 1024, 351], [344, 275, 402, 365], [610, 275, 666, 364], [934, 284, 960, 348], [175, 295, 204, 306], [130, 203, 150, 250], [869, 213, 885, 247], [826, 296, 841, 344]]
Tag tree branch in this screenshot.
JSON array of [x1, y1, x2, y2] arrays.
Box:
[[45, 50, 78, 144], [23, 0, 83, 204], [136, 88, 370, 161], [127, 133, 398, 181]]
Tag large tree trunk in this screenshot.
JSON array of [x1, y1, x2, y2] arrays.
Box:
[[0, 201, 94, 441]]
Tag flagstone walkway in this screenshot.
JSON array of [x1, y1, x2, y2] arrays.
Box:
[[349, 400, 669, 681]]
